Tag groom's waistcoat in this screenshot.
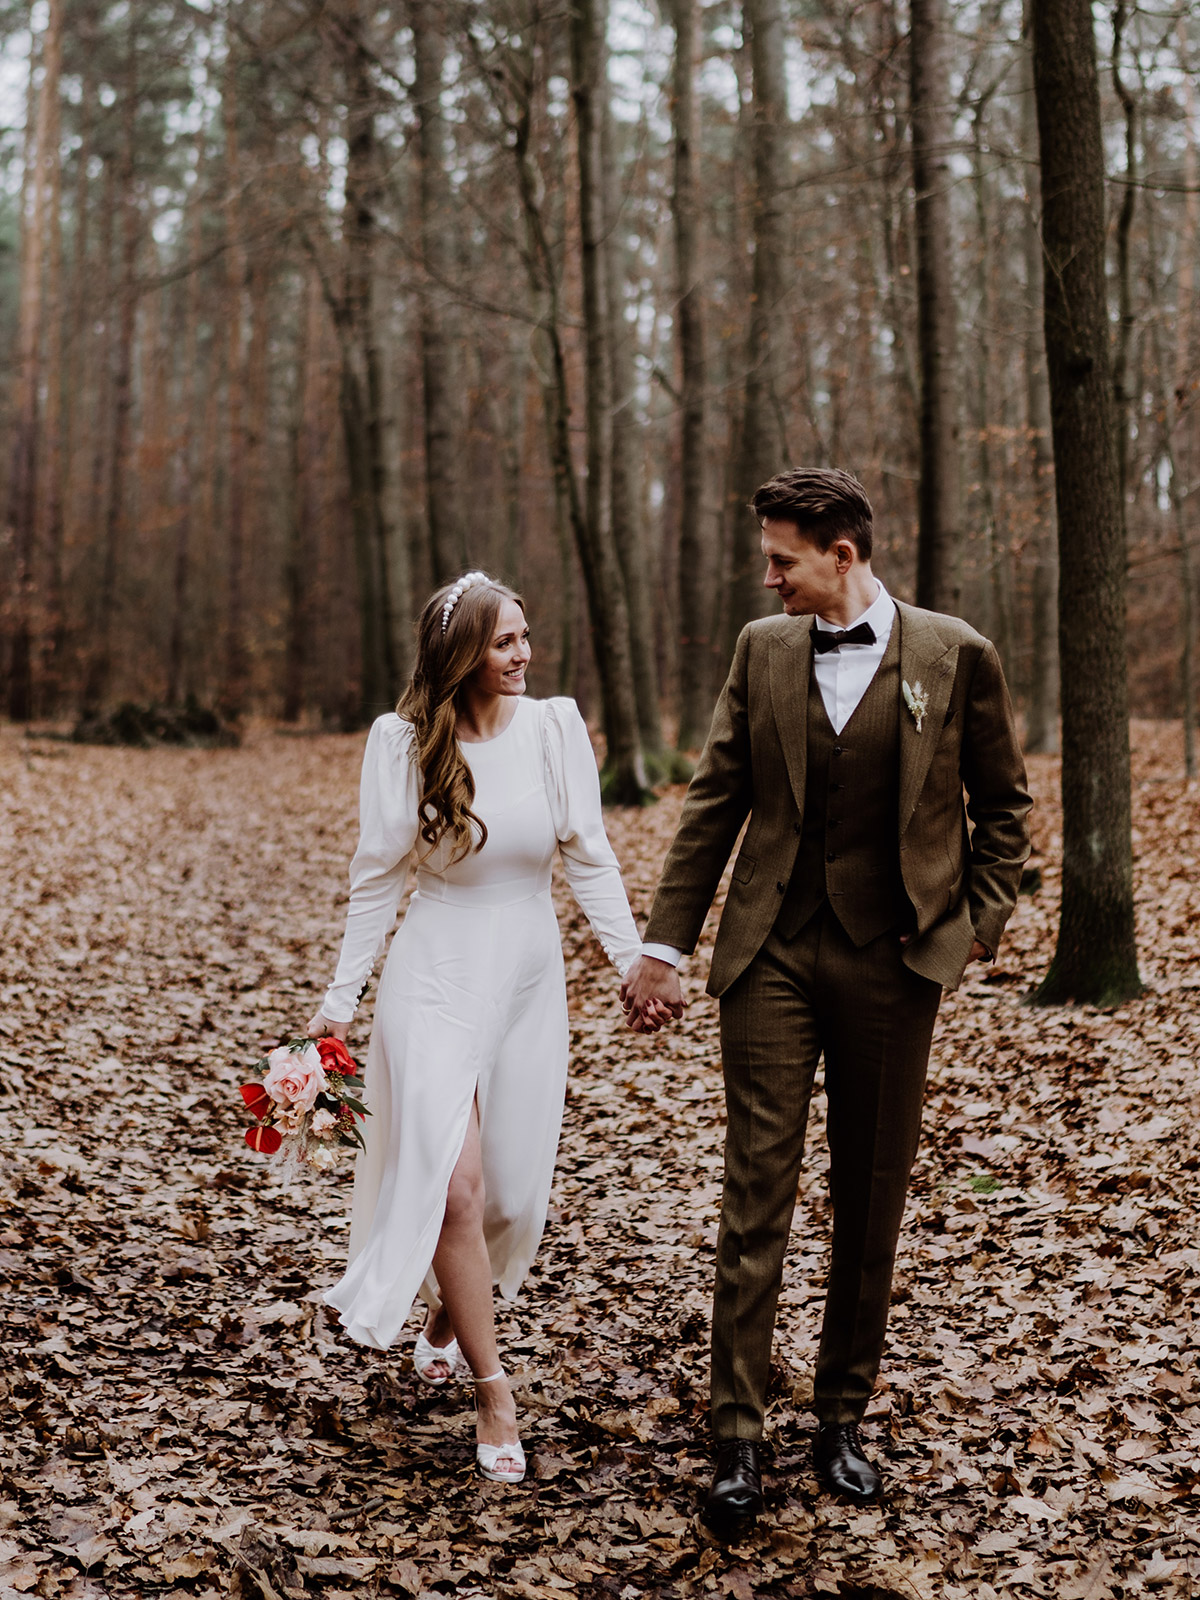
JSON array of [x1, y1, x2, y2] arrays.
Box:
[[776, 623, 911, 945]]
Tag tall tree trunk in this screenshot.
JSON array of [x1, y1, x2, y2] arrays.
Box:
[[910, 0, 963, 615], [570, 0, 651, 802], [969, 96, 1011, 666], [409, 0, 467, 583], [670, 0, 715, 751], [724, 0, 790, 658], [219, 21, 249, 720], [284, 270, 321, 722], [37, 0, 66, 717], [7, 0, 64, 720], [1031, 0, 1140, 1005], [1110, 0, 1137, 531], [166, 155, 204, 710], [328, 0, 400, 721], [1020, 5, 1059, 755], [603, 91, 665, 768], [1172, 14, 1197, 779], [81, 53, 138, 717]]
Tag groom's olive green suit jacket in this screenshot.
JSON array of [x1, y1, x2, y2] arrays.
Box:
[[645, 601, 1032, 994]]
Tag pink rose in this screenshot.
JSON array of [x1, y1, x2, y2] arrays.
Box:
[[262, 1043, 327, 1113]]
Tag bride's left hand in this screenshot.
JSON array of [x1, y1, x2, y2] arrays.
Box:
[[306, 1008, 350, 1043]]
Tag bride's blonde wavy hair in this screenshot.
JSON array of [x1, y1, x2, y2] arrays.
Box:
[[397, 576, 526, 863]]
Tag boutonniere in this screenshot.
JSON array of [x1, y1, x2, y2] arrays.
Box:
[[902, 679, 928, 733]]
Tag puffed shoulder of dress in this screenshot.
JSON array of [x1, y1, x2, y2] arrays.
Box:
[[366, 711, 418, 758], [541, 697, 595, 807]]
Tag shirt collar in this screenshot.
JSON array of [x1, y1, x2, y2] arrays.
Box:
[[814, 577, 895, 639]]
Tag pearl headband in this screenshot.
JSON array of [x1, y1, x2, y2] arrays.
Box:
[[441, 571, 492, 634]]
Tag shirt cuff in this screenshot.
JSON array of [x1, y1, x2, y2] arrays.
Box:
[[641, 942, 683, 967]]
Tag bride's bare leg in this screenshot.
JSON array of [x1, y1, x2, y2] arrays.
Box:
[[430, 1104, 520, 1462]]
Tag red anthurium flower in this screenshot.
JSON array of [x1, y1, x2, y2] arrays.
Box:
[[240, 1083, 273, 1120], [245, 1124, 283, 1155], [316, 1037, 356, 1076]]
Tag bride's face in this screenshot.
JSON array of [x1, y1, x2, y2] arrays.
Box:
[[468, 598, 531, 699]]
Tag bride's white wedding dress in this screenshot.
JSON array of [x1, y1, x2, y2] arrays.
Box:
[[319, 696, 641, 1350]]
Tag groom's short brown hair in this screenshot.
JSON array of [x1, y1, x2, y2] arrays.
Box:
[[751, 468, 874, 560]]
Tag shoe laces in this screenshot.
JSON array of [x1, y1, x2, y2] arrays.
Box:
[[725, 1439, 759, 1470], [823, 1421, 865, 1454]]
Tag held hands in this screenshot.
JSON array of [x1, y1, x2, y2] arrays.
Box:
[[619, 955, 686, 1034], [306, 1008, 350, 1043]]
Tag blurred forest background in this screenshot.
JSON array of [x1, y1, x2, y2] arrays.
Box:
[[0, 0, 1195, 753]]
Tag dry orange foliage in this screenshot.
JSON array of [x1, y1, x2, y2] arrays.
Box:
[[0, 719, 1196, 1598]]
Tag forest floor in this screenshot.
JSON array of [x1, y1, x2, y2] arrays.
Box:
[[0, 719, 1197, 1600]]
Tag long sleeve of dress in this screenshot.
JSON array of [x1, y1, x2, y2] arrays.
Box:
[[544, 697, 642, 976], [321, 715, 421, 1023]]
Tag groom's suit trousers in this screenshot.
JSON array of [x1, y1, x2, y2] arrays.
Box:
[[711, 904, 942, 1439]]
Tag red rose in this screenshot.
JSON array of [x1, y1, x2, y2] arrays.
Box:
[[316, 1037, 357, 1076], [245, 1124, 283, 1154], [240, 1083, 273, 1120]]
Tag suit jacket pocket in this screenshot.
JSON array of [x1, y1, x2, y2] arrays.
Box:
[[731, 852, 756, 886]]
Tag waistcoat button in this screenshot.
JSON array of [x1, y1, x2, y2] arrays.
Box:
[[826, 851, 837, 863], [776, 881, 786, 893]]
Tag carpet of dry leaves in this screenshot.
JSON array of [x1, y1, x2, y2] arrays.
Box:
[[1, 717, 1197, 1600]]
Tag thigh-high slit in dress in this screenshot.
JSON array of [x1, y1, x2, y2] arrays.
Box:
[[318, 697, 641, 1351]]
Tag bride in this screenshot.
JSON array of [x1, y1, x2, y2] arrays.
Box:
[[306, 572, 649, 1483]]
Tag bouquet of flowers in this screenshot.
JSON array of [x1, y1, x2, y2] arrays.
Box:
[[240, 1037, 369, 1173]]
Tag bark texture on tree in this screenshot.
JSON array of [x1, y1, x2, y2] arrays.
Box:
[[724, 0, 790, 660], [1020, 10, 1059, 755], [217, 25, 249, 721], [1031, 0, 1140, 1004], [409, 0, 467, 584], [570, 0, 651, 803], [910, 0, 962, 616], [670, 0, 715, 751], [82, 51, 138, 717], [329, 0, 399, 721], [6, 0, 64, 720], [1110, 0, 1137, 529], [602, 89, 665, 769]]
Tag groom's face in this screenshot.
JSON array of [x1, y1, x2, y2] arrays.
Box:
[[761, 518, 843, 617]]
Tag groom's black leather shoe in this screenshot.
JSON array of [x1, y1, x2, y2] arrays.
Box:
[[813, 1422, 883, 1504], [702, 1440, 764, 1531]]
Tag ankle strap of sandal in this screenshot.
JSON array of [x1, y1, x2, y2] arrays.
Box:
[[473, 1369, 506, 1384]]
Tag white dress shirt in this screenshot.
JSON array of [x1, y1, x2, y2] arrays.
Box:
[[643, 580, 898, 969]]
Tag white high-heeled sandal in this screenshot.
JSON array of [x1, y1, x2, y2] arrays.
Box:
[[414, 1328, 460, 1385], [473, 1370, 525, 1484]]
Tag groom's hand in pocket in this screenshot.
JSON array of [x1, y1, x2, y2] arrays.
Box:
[[620, 956, 685, 1033]]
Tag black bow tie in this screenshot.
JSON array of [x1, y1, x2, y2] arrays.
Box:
[[811, 621, 876, 654]]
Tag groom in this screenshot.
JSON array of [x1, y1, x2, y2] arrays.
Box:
[[621, 469, 1030, 1527]]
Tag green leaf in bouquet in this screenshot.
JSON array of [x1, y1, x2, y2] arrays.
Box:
[[340, 1096, 369, 1117]]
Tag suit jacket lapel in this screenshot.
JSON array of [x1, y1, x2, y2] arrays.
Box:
[[768, 618, 812, 815], [897, 601, 958, 835]]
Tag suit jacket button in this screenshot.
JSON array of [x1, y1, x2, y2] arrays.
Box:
[[833, 746, 844, 756], [776, 881, 786, 893], [826, 851, 837, 862]]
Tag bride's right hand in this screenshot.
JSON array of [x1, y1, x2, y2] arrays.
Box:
[[306, 1008, 350, 1043]]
